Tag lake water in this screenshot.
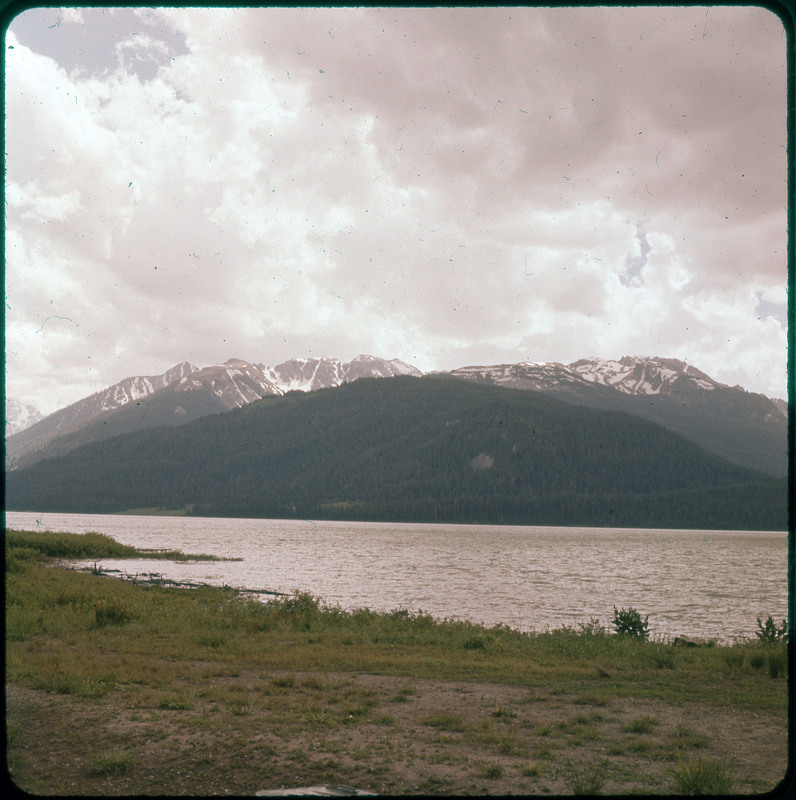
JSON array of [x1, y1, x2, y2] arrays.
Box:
[[5, 512, 788, 643]]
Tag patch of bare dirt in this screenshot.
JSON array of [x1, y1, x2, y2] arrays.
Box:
[[6, 669, 788, 796]]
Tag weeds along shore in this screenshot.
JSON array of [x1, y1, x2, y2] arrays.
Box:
[[5, 529, 789, 796]]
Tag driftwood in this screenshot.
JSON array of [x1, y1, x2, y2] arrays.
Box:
[[68, 564, 286, 596]]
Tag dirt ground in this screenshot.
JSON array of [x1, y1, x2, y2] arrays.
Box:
[[5, 666, 789, 796]]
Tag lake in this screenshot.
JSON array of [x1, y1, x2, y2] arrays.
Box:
[[5, 511, 788, 643]]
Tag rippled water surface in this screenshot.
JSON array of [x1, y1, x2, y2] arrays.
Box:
[[6, 512, 788, 641]]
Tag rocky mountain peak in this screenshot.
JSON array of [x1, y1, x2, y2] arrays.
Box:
[[568, 356, 723, 395], [264, 354, 422, 393], [176, 359, 282, 407], [5, 398, 43, 437]]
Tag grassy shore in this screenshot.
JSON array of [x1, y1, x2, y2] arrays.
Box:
[[5, 530, 789, 795]]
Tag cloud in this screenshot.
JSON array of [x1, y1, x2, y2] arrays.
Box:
[[4, 7, 788, 414]]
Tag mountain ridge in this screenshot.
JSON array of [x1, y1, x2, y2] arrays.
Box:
[[445, 358, 787, 477], [6, 354, 786, 477], [5, 375, 785, 530], [5, 355, 423, 469]]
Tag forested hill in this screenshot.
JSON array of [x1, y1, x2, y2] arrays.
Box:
[[5, 375, 786, 530]]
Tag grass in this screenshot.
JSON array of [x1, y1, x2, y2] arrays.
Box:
[[561, 758, 608, 795], [624, 715, 660, 734], [4, 528, 238, 562], [90, 747, 135, 777], [670, 755, 735, 794], [421, 712, 468, 731], [5, 530, 789, 796]]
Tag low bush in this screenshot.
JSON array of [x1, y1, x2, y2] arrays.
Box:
[[612, 606, 650, 639], [755, 615, 788, 644]]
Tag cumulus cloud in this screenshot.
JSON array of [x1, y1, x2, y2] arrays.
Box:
[[4, 6, 788, 414]]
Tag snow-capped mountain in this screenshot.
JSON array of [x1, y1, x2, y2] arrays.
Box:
[[92, 361, 199, 412], [6, 352, 785, 478], [447, 356, 728, 397], [6, 354, 424, 470], [446, 355, 786, 477], [175, 358, 283, 408], [6, 361, 198, 466], [568, 356, 724, 395], [5, 398, 43, 437], [447, 360, 590, 392], [168, 354, 421, 404], [263, 354, 422, 393]]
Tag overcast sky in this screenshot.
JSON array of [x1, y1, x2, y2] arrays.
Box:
[[5, 6, 788, 415]]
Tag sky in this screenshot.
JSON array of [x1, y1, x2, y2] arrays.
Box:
[[4, 5, 789, 415]]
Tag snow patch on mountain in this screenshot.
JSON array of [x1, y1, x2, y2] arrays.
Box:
[[88, 362, 198, 414], [451, 361, 586, 392], [568, 356, 722, 395], [176, 358, 282, 408], [5, 398, 43, 437], [449, 355, 742, 399], [264, 354, 423, 393]]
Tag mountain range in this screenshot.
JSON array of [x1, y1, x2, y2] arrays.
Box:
[[5, 372, 785, 530], [445, 357, 788, 477], [5, 355, 422, 469], [6, 354, 786, 478]]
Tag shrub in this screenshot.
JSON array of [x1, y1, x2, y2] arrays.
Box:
[[749, 651, 766, 670], [5, 546, 43, 573], [582, 618, 607, 636], [463, 633, 493, 650], [612, 606, 649, 639], [269, 591, 321, 629], [755, 616, 788, 644]]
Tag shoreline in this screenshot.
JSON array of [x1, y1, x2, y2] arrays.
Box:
[[46, 556, 782, 648]]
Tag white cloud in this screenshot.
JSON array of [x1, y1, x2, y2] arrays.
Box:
[[4, 7, 788, 413], [57, 7, 85, 25]]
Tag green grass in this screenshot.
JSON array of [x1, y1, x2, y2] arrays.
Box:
[[5, 530, 787, 710], [623, 715, 660, 734], [421, 712, 468, 731], [4, 528, 237, 562], [670, 755, 735, 794], [6, 529, 141, 559], [560, 758, 608, 795], [90, 747, 135, 777]]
